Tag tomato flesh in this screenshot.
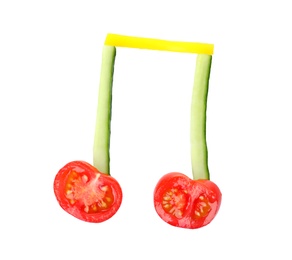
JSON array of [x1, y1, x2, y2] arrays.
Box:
[[54, 161, 122, 223], [154, 172, 221, 229]]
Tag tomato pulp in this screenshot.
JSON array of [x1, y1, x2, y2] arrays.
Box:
[[154, 172, 221, 229], [54, 161, 122, 223]]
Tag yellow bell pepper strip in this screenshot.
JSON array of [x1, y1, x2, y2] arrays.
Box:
[[105, 33, 214, 55]]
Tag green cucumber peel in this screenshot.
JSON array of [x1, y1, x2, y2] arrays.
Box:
[[93, 45, 116, 175], [190, 54, 212, 180]]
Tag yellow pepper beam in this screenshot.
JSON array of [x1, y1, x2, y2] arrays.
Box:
[[105, 34, 214, 55]]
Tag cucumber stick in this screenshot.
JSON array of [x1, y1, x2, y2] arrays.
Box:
[[191, 54, 212, 180], [93, 45, 116, 175]]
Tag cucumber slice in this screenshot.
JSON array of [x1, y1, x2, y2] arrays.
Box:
[[190, 54, 212, 180], [93, 45, 116, 175]]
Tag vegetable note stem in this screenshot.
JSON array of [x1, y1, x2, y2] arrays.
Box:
[[190, 54, 212, 180], [93, 45, 116, 175]]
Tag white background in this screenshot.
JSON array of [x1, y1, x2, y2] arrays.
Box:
[[1, 0, 292, 259]]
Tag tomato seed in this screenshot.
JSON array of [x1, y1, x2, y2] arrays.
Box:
[[163, 196, 171, 201], [163, 204, 171, 209], [97, 201, 107, 208], [200, 202, 207, 207], [175, 210, 183, 218], [105, 197, 112, 202], [101, 186, 109, 192], [82, 175, 88, 183], [91, 204, 97, 211]]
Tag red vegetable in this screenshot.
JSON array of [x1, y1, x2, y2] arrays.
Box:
[[154, 172, 221, 229], [54, 161, 122, 223]]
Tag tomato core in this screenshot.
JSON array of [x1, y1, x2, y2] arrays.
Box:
[[65, 171, 114, 213]]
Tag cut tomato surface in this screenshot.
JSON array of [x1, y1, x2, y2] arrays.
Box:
[[54, 161, 122, 223], [154, 172, 221, 229]]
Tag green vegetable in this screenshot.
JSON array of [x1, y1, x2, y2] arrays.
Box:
[[93, 45, 116, 175], [190, 54, 212, 180]]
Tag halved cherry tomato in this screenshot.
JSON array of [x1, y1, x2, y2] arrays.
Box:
[[54, 161, 122, 223], [154, 172, 221, 229]]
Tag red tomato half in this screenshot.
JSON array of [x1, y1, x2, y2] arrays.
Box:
[[154, 172, 221, 229], [54, 161, 122, 223]]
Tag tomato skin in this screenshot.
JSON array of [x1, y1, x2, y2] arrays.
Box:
[[154, 172, 221, 229], [54, 161, 122, 223]]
